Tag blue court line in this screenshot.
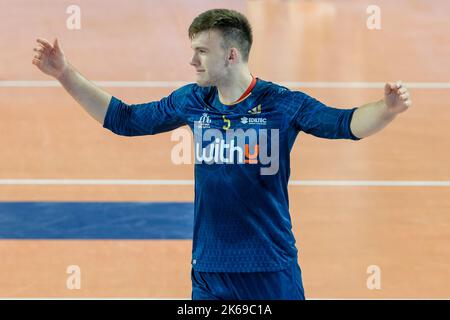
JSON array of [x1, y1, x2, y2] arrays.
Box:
[[0, 202, 193, 239]]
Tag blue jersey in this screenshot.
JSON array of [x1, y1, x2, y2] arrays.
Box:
[[103, 78, 360, 272]]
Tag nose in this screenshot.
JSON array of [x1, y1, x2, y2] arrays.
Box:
[[190, 53, 200, 67]]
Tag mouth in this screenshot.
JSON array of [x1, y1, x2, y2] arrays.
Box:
[[196, 70, 205, 73]]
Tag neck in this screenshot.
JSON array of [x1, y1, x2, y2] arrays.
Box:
[[217, 66, 253, 105]]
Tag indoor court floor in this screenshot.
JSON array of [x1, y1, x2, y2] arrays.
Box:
[[0, 0, 449, 298]]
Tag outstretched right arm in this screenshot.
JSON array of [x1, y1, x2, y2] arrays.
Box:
[[32, 38, 111, 124]]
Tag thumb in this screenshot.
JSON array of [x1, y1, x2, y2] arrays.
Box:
[[384, 82, 393, 95], [53, 38, 61, 52]]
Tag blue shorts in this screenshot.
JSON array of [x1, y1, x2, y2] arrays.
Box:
[[191, 261, 305, 300]]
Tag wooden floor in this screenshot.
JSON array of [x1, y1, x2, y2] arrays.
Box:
[[0, 0, 449, 298]]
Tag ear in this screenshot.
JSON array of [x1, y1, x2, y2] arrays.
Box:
[[228, 47, 239, 64]]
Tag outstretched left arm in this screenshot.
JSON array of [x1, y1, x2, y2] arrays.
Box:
[[350, 81, 412, 139]]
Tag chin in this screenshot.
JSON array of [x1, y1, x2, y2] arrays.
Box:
[[195, 79, 213, 87]]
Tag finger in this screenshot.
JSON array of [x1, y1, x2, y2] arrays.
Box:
[[404, 100, 412, 107], [38, 43, 51, 52], [399, 87, 407, 94], [33, 47, 45, 53], [32, 58, 42, 66], [396, 80, 403, 89], [34, 53, 42, 59], [36, 38, 52, 49], [400, 93, 409, 100]]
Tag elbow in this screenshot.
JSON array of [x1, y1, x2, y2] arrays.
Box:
[[349, 108, 364, 139], [349, 122, 364, 140]]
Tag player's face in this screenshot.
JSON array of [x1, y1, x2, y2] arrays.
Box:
[[190, 30, 230, 87]]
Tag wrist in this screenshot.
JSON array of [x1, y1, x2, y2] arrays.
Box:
[[56, 62, 70, 81], [380, 98, 397, 120]]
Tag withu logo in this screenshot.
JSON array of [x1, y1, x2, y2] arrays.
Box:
[[193, 124, 279, 175]]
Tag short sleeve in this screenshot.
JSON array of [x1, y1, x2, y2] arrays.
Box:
[[103, 84, 193, 136], [291, 91, 361, 140]]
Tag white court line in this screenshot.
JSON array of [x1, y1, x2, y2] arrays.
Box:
[[1, 179, 450, 186], [1, 81, 450, 89]]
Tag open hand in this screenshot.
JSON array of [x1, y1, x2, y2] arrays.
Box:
[[32, 38, 67, 79]]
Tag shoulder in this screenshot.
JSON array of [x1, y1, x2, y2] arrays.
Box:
[[256, 79, 310, 108], [257, 79, 309, 99], [165, 83, 210, 109], [172, 83, 213, 99]]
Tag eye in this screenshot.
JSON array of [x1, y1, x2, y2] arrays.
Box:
[[198, 49, 207, 54]]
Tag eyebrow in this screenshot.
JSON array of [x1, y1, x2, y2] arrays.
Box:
[[192, 46, 209, 51]]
